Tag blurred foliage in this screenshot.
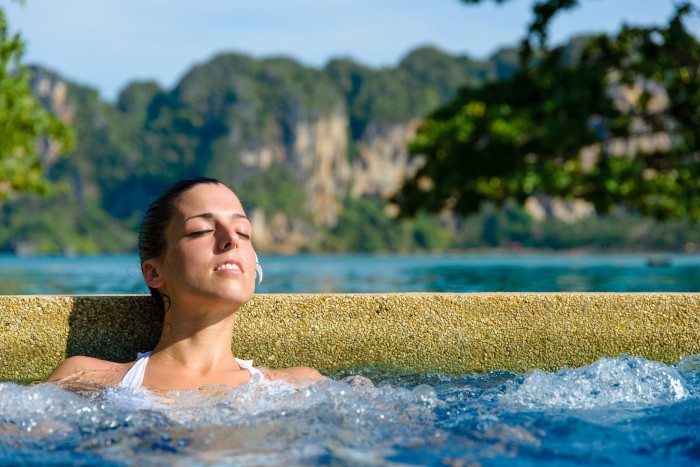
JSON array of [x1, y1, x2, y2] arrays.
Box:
[[322, 197, 700, 252], [0, 6, 74, 200], [0, 193, 135, 254], [322, 197, 452, 252], [394, 1, 700, 222], [237, 165, 311, 221]]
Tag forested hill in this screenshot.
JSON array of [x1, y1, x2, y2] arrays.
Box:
[[1, 44, 523, 254], [5, 39, 695, 255]]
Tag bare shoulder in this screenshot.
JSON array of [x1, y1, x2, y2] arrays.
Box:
[[46, 355, 127, 384], [263, 366, 328, 384]]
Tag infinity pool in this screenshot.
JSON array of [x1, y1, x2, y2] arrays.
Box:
[[2, 355, 699, 465]]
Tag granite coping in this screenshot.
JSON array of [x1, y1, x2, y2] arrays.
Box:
[[1, 293, 699, 382]]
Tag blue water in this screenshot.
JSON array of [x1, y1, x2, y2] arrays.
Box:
[[2, 355, 700, 465], [1, 252, 699, 294]]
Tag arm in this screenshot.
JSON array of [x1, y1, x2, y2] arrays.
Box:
[[263, 366, 328, 385], [46, 356, 117, 383]]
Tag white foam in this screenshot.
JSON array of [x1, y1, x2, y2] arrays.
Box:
[[502, 356, 690, 410]]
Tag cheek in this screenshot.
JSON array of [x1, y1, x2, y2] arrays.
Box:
[[164, 245, 204, 278]]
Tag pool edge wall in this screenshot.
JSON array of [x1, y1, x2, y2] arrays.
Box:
[[2, 293, 699, 381]]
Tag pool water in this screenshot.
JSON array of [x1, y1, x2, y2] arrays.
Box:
[[2, 355, 700, 465]]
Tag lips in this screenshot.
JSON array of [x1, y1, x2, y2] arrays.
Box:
[[214, 260, 243, 273]]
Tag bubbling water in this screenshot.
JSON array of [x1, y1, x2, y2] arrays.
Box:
[[0, 376, 442, 466], [502, 355, 690, 410], [2, 355, 700, 465]]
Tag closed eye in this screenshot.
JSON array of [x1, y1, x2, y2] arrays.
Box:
[[186, 230, 213, 237], [237, 231, 251, 239]]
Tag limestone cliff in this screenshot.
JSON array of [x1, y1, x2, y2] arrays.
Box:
[[350, 119, 424, 200], [16, 45, 520, 253], [28, 66, 73, 172], [232, 107, 351, 226]]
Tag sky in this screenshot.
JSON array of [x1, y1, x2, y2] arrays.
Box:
[[4, 0, 690, 102]]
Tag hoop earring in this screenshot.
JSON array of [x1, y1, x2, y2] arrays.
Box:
[[255, 253, 263, 285]]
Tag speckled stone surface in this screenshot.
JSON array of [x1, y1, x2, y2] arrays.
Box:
[[2, 293, 699, 381]]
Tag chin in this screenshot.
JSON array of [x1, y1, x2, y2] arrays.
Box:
[[223, 287, 255, 307]]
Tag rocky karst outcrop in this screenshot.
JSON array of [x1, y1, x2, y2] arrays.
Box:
[[19, 45, 522, 253], [350, 119, 424, 200], [29, 66, 73, 172]]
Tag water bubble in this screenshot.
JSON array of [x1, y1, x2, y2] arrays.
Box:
[[675, 355, 700, 393], [502, 355, 690, 410], [412, 384, 437, 401], [339, 375, 375, 388]]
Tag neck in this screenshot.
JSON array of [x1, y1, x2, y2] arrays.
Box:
[[151, 303, 239, 369]]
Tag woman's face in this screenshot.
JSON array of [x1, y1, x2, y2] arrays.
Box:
[[147, 183, 257, 311]]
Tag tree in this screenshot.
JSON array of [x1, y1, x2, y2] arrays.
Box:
[[0, 4, 74, 200], [392, 1, 700, 221]]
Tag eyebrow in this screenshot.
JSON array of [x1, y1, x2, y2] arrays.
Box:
[[183, 212, 249, 223]]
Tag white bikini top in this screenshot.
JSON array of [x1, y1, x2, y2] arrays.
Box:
[[119, 351, 265, 389]]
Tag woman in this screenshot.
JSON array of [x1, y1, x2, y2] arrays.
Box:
[[48, 177, 324, 390]]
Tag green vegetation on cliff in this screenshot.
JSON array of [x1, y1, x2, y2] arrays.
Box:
[[3, 43, 516, 254], [325, 46, 516, 141], [0, 16, 697, 254]]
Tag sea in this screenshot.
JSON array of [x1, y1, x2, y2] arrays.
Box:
[[1, 251, 699, 294]]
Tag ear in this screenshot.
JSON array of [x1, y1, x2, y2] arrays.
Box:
[[142, 260, 164, 289]]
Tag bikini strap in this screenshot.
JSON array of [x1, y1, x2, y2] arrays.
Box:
[[119, 351, 152, 389], [235, 357, 266, 382]]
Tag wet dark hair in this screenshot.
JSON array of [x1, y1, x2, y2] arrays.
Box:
[[138, 176, 224, 316]]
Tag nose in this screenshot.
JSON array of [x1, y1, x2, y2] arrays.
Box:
[[219, 226, 239, 251]]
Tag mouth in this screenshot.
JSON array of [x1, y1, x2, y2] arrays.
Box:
[[214, 260, 243, 273]]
